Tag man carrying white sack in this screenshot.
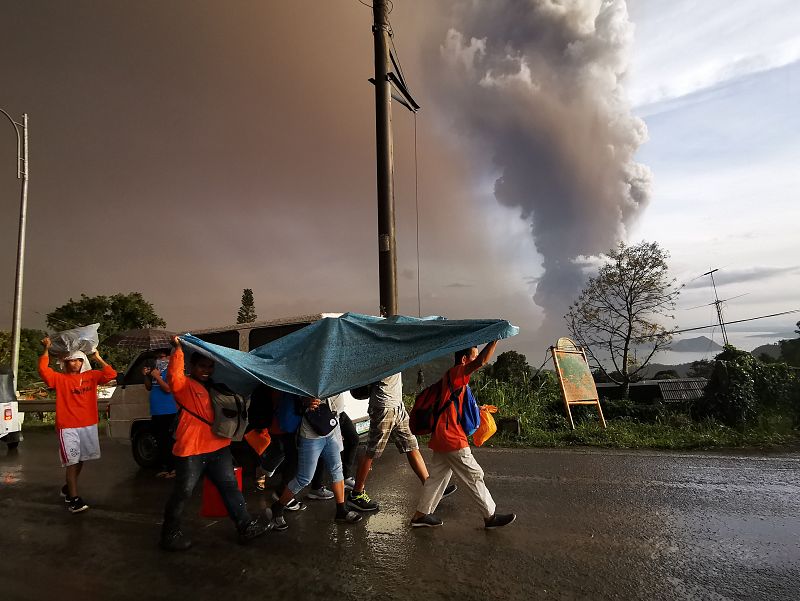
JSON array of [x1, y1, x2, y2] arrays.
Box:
[[38, 337, 116, 514]]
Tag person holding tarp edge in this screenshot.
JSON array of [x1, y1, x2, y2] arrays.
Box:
[[159, 336, 270, 551], [38, 336, 116, 514], [347, 373, 458, 512], [410, 340, 516, 529]]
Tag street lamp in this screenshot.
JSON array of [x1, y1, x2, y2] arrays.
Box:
[[0, 108, 29, 391]]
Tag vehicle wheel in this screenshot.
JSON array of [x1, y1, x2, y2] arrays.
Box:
[[6, 442, 19, 450], [132, 427, 159, 468]]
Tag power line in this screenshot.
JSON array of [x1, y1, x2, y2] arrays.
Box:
[[664, 309, 800, 338]]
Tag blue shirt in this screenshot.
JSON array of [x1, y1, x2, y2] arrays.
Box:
[[149, 368, 177, 416]]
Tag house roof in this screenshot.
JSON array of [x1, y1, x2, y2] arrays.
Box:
[[656, 378, 708, 402]]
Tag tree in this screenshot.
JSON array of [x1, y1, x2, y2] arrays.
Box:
[[686, 359, 714, 379], [237, 289, 257, 324], [46, 292, 166, 369], [778, 321, 800, 367], [652, 369, 679, 380], [565, 241, 680, 396], [0, 328, 48, 389], [486, 350, 532, 386]]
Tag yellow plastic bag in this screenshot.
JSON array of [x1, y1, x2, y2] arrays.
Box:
[[473, 405, 498, 447]]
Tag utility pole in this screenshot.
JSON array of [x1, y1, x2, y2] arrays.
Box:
[[372, 0, 397, 317], [703, 268, 729, 345], [1, 109, 29, 390]]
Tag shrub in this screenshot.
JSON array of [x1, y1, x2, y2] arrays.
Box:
[[696, 345, 799, 427]]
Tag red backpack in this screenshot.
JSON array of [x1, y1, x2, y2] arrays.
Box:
[[409, 374, 458, 435]]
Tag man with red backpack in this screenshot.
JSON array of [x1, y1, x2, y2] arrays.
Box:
[[410, 340, 516, 529]]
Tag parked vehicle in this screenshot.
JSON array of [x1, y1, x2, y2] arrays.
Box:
[[0, 373, 23, 450], [106, 313, 370, 468]]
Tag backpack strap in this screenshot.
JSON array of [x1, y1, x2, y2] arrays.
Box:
[[175, 400, 213, 426], [433, 371, 460, 430]]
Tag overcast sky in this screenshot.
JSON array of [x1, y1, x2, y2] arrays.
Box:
[[1, 0, 798, 361]]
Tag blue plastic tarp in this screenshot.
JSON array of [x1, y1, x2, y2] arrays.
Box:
[[179, 312, 519, 398]]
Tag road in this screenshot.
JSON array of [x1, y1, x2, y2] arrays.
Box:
[[2, 430, 799, 600]]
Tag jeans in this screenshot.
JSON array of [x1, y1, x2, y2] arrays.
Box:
[[162, 446, 252, 535], [287, 430, 343, 495], [311, 412, 358, 488]]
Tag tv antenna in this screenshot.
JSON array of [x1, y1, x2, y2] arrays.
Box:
[[702, 269, 729, 345]]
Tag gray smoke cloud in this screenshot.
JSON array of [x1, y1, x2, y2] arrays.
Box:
[[430, 0, 651, 338]]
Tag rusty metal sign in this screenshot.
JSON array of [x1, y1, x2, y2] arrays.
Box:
[[550, 337, 607, 430]]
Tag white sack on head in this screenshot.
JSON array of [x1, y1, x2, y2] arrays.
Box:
[[49, 323, 100, 358], [59, 350, 92, 373]]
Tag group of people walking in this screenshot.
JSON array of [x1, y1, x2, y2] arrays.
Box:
[[38, 333, 516, 552]]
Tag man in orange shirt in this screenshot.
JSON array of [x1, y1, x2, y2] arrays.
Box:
[[410, 341, 516, 529], [38, 337, 116, 514], [160, 336, 269, 551]]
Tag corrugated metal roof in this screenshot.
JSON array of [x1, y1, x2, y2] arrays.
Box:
[[657, 378, 708, 402], [189, 313, 343, 335]]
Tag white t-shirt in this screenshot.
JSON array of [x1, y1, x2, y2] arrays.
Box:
[[369, 373, 403, 410], [300, 393, 346, 441]]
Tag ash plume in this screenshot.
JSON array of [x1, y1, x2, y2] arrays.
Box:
[[432, 0, 651, 340]]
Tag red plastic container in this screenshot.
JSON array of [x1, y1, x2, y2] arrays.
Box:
[[200, 467, 243, 518]]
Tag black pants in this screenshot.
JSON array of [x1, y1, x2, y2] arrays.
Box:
[[151, 413, 176, 471], [259, 432, 300, 492], [311, 412, 359, 489], [162, 446, 251, 536]]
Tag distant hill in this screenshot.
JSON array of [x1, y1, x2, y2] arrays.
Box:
[[750, 343, 781, 359], [670, 336, 723, 353]]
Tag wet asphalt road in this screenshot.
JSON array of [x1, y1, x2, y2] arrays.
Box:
[[1, 430, 799, 601]]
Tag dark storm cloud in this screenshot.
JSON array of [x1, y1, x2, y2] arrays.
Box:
[[426, 0, 651, 337], [683, 266, 800, 289]]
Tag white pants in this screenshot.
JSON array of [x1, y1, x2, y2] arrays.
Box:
[[57, 425, 101, 467], [416, 447, 496, 518]]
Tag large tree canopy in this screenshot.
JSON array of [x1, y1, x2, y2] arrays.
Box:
[[565, 241, 680, 392], [46, 293, 165, 336], [46, 292, 166, 371]]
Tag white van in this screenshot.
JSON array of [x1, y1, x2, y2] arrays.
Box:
[[106, 313, 370, 467], [0, 374, 23, 449]]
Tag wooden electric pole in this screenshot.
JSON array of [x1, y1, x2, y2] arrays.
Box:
[[373, 0, 397, 317]]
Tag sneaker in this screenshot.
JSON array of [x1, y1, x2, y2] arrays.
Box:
[[343, 477, 355, 490], [67, 496, 89, 514], [335, 510, 363, 524], [308, 486, 335, 500], [60, 485, 69, 503], [484, 513, 516, 529], [441, 483, 458, 499], [159, 529, 192, 551], [410, 514, 443, 528], [285, 498, 307, 512], [239, 517, 272, 544], [348, 489, 379, 512], [271, 515, 288, 531]]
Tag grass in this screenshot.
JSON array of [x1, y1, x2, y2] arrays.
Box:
[[405, 372, 800, 451], [491, 419, 800, 451]]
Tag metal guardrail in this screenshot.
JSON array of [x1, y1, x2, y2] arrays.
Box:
[[16, 400, 109, 413]]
